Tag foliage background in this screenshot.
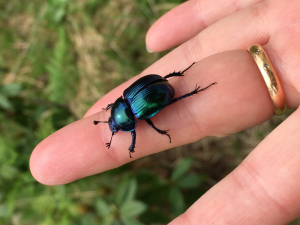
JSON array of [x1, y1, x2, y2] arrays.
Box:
[[0, 0, 296, 224]]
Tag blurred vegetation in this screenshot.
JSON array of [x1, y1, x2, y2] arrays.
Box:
[[0, 0, 296, 224]]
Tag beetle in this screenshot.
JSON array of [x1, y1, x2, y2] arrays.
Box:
[[94, 62, 216, 158]]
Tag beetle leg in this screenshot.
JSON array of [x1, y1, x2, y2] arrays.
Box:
[[181, 62, 196, 74], [128, 130, 136, 158], [102, 103, 114, 111], [168, 82, 216, 105], [163, 71, 184, 79], [106, 132, 115, 149], [146, 119, 171, 143], [164, 62, 196, 79]]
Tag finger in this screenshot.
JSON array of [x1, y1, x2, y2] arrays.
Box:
[[146, 0, 264, 52], [87, 0, 300, 118], [30, 50, 276, 185], [169, 107, 300, 225]]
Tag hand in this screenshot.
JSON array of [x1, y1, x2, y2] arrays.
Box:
[[30, 0, 300, 224]]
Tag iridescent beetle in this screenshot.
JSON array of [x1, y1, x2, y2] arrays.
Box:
[[94, 63, 216, 157]]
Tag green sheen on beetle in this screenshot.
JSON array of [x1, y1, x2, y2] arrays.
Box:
[[94, 62, 216, 158]]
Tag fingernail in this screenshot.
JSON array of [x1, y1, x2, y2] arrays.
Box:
[[146, 45, 153, 53]]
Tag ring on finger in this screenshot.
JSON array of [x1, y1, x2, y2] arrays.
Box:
[[248, 44, 287, 115]]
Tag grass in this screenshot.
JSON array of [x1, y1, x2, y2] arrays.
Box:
[[0, 0, 294, 224]]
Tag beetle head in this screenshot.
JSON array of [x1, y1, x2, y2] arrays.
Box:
[[108, 117, 120, 133]]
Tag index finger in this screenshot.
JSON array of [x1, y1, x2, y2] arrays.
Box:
[[30, 50, 274, 185]]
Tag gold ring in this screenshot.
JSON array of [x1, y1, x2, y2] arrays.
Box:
[[248, 44, 287, 115]]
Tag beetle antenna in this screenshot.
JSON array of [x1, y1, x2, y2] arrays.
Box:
[[94, 120, 108, 125]]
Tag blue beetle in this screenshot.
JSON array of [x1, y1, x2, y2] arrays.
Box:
[[94, 62, 216, 158]]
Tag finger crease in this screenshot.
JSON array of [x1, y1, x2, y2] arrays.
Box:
[[232, 160, 292, 217]]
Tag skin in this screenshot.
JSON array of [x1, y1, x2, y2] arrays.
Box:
[[30, 0, 300, 224]]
